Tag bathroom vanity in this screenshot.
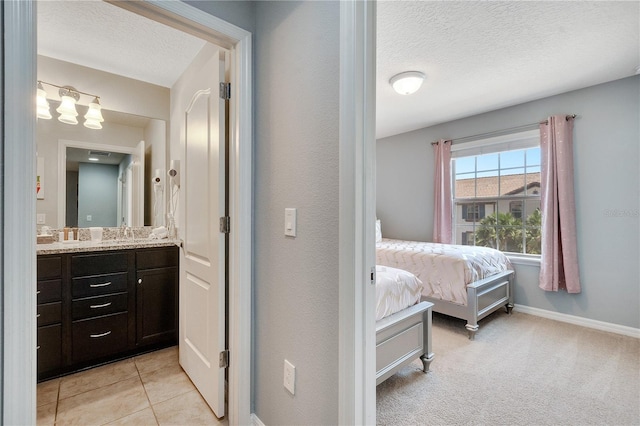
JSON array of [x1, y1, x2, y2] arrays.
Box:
[[36, 240, 179, 381]]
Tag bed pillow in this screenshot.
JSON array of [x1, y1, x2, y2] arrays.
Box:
[[376, 219, 382, 243]]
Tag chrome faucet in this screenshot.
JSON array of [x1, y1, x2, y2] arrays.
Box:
[[118, 223, 134, 240]]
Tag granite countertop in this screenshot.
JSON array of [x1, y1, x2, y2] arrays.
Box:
[[36, 238, 181, 255]]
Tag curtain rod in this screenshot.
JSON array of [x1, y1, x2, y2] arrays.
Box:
[[430, 114, 577, 146]]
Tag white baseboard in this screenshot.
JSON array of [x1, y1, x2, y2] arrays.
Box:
[[513, 304, 640, 338], [251, 413, 266, 426]]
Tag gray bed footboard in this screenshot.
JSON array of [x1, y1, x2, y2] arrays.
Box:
[[375, 301, 434, 385], [424, 269, 514, 340]]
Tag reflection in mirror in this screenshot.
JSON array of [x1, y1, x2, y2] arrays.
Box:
[[36, 106, 166, 229], [65, 147, 133, 227]]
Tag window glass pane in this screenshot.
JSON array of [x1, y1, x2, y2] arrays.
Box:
[[523, 199, 541, 221], [455, 173, 476, 198], [456, 225, 475, 245], [454, 157, 475, 174], [474, 221, 497, 249], [525, 226, 542, 254], [526, 147, 541, 167], [476, 153, 498, 172], [476, 176, 499, 198], [509, 201, 523, 219], [498, 225, 523, 253], [500, 170, 525, 195], [499, 150, 525, 169], [525, 167, 541, 195]]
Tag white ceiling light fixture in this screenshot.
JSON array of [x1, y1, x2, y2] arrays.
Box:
[[36, 81, 104, 129], [390, 71, 426, 95]]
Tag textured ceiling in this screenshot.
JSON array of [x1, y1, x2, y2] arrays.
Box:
[[38, 1, 639, 139], [37, 0, 206, 88], [377, 1, 640, 139]]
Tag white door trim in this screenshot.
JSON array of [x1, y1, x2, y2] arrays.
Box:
[[338, 1, 377, 425], [2, 1, 37, 424], [3, 2, 253, 425]]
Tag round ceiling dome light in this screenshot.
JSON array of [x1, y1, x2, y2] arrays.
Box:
[[390, 71, 425, 95]]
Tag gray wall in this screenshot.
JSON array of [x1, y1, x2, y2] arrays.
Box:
[[253, 1, 340, 424], [77, 163, 119, 227], [185, 0, 255, 33], [377, 75, 640, 328]]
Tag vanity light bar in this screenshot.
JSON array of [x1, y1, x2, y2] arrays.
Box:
[[36, 81, 104, 129]]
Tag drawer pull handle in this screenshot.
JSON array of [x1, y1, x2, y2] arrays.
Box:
[[90, 302, 112, 309], [89, 282, 112, 288], [36, 290, 41, 295], [36, 346, 40, 350], [90, 331, 112, 338], [36, 313, 41, 318]]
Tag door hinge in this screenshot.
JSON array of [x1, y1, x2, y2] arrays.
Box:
[[219, 82, 231, 100], [370, 266, 376, 285], [219, 350, 229, 368], [219, 216, 230, 234]]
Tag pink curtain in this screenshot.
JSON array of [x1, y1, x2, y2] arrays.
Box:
[[433, 139, 452, 244], [539, 115, 581, 293]]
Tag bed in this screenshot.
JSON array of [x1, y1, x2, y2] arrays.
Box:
[[375, 265, 434, 385], [376, 239, 514, 340]]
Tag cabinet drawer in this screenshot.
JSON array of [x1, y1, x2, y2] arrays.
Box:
[[37, 279, 62, 303], [37, 302, 62, 326], [72, 293, 128, 320], [72, 272, 128, 298], [37, 256, 62, 280], [38, 324, 62, 375], [72, 313, 128, 364], [71, 252, 128, 277], [136, 247, 178, 270]]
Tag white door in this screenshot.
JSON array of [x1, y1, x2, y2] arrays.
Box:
[[179, 49, 227, 417]]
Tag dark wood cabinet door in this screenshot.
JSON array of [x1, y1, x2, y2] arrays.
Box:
[[37, 324, 62, 379], [136, 267, 178, 347]]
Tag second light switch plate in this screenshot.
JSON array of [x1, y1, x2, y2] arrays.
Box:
[[285, 208, 297, 237]]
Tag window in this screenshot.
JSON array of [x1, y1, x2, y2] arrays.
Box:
[[461, 203, 486, 222], [452, 130, 542, 255], [461, 231, 474, 246], [509, 201, 523, 219]]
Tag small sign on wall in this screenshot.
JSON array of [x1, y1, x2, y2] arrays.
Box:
[[36, 156, 44, 200]]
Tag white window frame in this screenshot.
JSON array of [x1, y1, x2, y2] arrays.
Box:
[[451, 129, 542, 256]]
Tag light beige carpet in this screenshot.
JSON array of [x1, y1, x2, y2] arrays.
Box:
[[376, 310, 640, 425]]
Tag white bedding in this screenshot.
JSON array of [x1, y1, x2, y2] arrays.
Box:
[[376, 265, 423, 321], [376, 239, 513, 307]]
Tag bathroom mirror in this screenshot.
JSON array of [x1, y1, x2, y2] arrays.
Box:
[[36, 106, 167, 229]]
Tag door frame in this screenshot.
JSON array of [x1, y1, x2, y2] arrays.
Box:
[[338, 1, 377, 425], [1, 1, 252, 424]]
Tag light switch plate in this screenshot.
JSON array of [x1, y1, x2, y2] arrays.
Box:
[[284, 359, 295, 394], [36, 214, 46, 224], [284, 208, 297, 237]]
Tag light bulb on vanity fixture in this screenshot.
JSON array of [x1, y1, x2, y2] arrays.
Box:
[[390, 71, 426, 95], [36, 81, 105, 129], [84, 97, 104, 129], [56, 87, 80, 125], [36, 82, 52, 120]]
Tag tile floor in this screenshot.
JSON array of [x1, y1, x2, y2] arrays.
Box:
[[37, 346, 227, 426]]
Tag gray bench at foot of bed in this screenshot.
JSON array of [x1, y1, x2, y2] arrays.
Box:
[[376, 301, 434, 385], [423, 269, 514, 340]]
